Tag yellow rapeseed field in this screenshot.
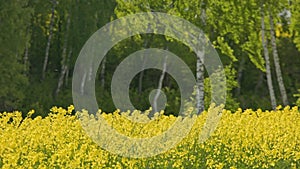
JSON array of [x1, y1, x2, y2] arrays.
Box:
[[0, 105, 299, 168]]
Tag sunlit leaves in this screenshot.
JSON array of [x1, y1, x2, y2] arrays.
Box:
[[290, 0, 300, 51], [214, 37, 237, 62], [241, 32, 266, 71]]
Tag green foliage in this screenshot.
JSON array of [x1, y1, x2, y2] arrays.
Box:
[[204, 65, 239, 111], [290, 0, 300, 51], [213, 36, 238, 62], [294, 90, 300, 106], [0, 0, 32, 111], [241, 32, 266, 71], [0, 0, 300, 114], [163, 87, 181, 115]]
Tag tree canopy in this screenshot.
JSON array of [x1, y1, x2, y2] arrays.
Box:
[[0, 0, 299, 115]]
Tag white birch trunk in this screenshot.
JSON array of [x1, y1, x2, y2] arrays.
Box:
[[65, 48, 72, 86], [236, 55, 246, 96], [42, 0, 57, 80], [55, 13, 71, 96], [81, 72, 87, 95], [261, 4, 277, 109], [100, 56, 106, 88], [153, 55, 167, 114], [196, 49, 205, 114], [269, 11, 289, 105], [196, 4, 206, 114], [138, 58, 146, 94], [138, 36, 151, 94]]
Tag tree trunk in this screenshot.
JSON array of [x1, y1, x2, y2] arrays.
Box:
[[152, 54, 167, 115], [138, 34, 153, 94], [81, 72, 87, 95], [236, 55, 246, 96], [260, 4, 277, 109], [269, 11, 289, 106], [23, 25, 31, 73], [196, 49, 205, 114], [65, 48, 72, 86], [24, 37, 29, 73], [200, 1, 206, 26], [196, 4, 206, 114], [42, 0, 57, 80], [138, 57, 146, 94], [55, 13, 71, 97], [100, 56, 106, 88], [55, 63, 67, 97], [88, 67, 93, 81]]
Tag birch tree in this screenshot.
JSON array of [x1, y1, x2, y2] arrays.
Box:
[[55, 12, 71, 97], [152, 53, 168, 115], [42, 0, 57, 80], [269, 10, 289, 105], [261, 2, 277, 109]]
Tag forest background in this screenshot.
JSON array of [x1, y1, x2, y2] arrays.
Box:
[[1, 0, 300, 116]]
